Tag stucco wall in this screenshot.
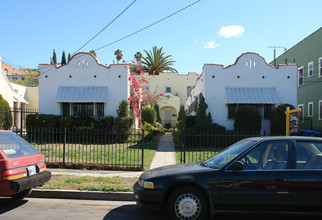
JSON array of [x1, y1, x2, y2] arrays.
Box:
[[39, 52, 129, 117], [187, 53, 297, 133], [0, 58, 15, 108]]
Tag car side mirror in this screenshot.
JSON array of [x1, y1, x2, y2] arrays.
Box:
[[229, 161, 244, 171]]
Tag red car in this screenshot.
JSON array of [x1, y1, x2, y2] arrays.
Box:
[[0, 130, 51, 199]]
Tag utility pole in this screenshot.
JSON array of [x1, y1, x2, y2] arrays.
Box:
[[268, 46, 286, 67]]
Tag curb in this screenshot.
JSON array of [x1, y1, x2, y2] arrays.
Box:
[[30, 189, 135, 201]]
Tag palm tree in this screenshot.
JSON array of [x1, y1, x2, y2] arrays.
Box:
[[114, 49, 123, 63], [141, 46, 177, 75], [134, 52, 142, 63]]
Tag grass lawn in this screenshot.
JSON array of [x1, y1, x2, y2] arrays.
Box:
[[37, 174, 137, 192], [172, 131, 223, 163], [33, 132, 163, 170]]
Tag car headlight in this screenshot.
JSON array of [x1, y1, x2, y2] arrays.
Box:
[[138, 179, 154, 189]]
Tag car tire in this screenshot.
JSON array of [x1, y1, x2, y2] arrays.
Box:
[[167, 186, 208, 220], [11, 188, 32, 200]]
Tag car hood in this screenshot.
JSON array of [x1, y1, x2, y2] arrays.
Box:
[[140, 162, 214, 180]]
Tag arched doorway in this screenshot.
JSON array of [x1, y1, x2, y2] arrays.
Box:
[[160, 106, 177, 128]]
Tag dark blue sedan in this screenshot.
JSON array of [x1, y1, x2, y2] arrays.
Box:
[[134, 136, 322, 220]]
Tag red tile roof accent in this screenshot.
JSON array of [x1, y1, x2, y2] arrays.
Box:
[[1, 62, 30, 75]]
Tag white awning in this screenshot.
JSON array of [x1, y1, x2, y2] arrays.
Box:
[[226, 88, 279, 104], [56, 86, 107, 103], [14, 95, 29, 104]]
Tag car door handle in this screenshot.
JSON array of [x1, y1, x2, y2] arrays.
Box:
[[275, 178, 286, 182]]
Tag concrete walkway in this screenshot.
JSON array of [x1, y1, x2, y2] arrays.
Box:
[[149, 132, 176, 169], [48, 132, 177, 177]]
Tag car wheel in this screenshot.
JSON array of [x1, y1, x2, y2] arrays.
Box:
[[11, 188, 32, 200], [167, 186, 208, 220]]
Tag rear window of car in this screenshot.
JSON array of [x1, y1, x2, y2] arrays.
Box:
[[0, 132, 40, 159]]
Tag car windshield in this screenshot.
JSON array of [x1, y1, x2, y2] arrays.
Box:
[[205, 140, 255, 169], [0, 132, 40, 159]]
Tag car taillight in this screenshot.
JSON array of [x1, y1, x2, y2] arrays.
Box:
[[37, 162, 47, 172], [3, 168, 27, 180]]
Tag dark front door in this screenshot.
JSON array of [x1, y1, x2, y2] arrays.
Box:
[[219, 140, 292, 210]]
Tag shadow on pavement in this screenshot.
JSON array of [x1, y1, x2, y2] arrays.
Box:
[[104, 206, 322, 220], [103, 205, 167, 220], [0, 198, 28, 215]]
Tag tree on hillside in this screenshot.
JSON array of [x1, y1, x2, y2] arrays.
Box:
[[61, 51, 67, 65], [10, 69, 39, 87], [114, 49, 123, 63], [68, 53, 71, 62], [134, 52, 142, 63], [141, 46, 177, 75]]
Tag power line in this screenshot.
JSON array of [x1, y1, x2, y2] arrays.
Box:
[[73, 0, 136, 55], [1, 56, 26, 70], [94, 0, 202, 52]]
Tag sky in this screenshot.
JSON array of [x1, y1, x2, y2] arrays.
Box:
[[1, 0, 321, 75]]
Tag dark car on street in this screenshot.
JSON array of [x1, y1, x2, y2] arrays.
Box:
[[133, 136, 322, 220]]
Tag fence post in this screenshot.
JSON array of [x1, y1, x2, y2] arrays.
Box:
[[182, 129, 186, 164], [141, 130, 144, 169], [6, 109, 9, 130], [63, 127, 67, 165], [20, 108, 23, 137]]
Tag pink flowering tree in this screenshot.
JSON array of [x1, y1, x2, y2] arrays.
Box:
[[126, 61, 162, 121]]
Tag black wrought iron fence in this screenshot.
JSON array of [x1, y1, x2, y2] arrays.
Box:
[[179, 129, 281, 163], [14, 127, 145, 169]]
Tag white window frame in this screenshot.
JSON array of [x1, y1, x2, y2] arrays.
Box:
[[308, 61, 313, 77], [319, 100, 322, 120], [308, 102, 313, 117], [298, 66, 304, 86], [319, 57, 322, 77], [298, 104, 304, 123]]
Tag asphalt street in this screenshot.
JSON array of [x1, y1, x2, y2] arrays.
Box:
[[0, 197, 320, 220]]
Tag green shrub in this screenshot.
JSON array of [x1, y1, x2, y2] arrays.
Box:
[[99, 116, 114, 132], [154, 104, 161, 123], [176, 121, 181, 129], [270, 104, 295, 135], [26, 114, 60, 128], [114, 116, 134, 137], [141, 106, 156, 124], [0, 95, 12, 129], [117, 100, 129, 118], [234, 106, 261, 133], [164, 122, 171, 129], [59, 117, 73, 128], [71, 116, 97, 130], [183, 116, 196, 128], [142, 122, 154, 131]]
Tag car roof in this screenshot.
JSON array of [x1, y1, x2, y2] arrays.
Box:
[[245, 136, 322, 142]]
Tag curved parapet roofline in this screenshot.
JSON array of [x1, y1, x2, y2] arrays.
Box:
[[203, 52, 296, 70], [39, 52, 128, 70]]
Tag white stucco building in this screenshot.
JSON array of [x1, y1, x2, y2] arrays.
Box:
[[38, 52, 130, 118], [145, 72, 199, 127], [186, 52, 297, 134], [0, 56, 39, 129]]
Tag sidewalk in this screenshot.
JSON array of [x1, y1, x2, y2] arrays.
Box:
[[31, 132, 177, 201]]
